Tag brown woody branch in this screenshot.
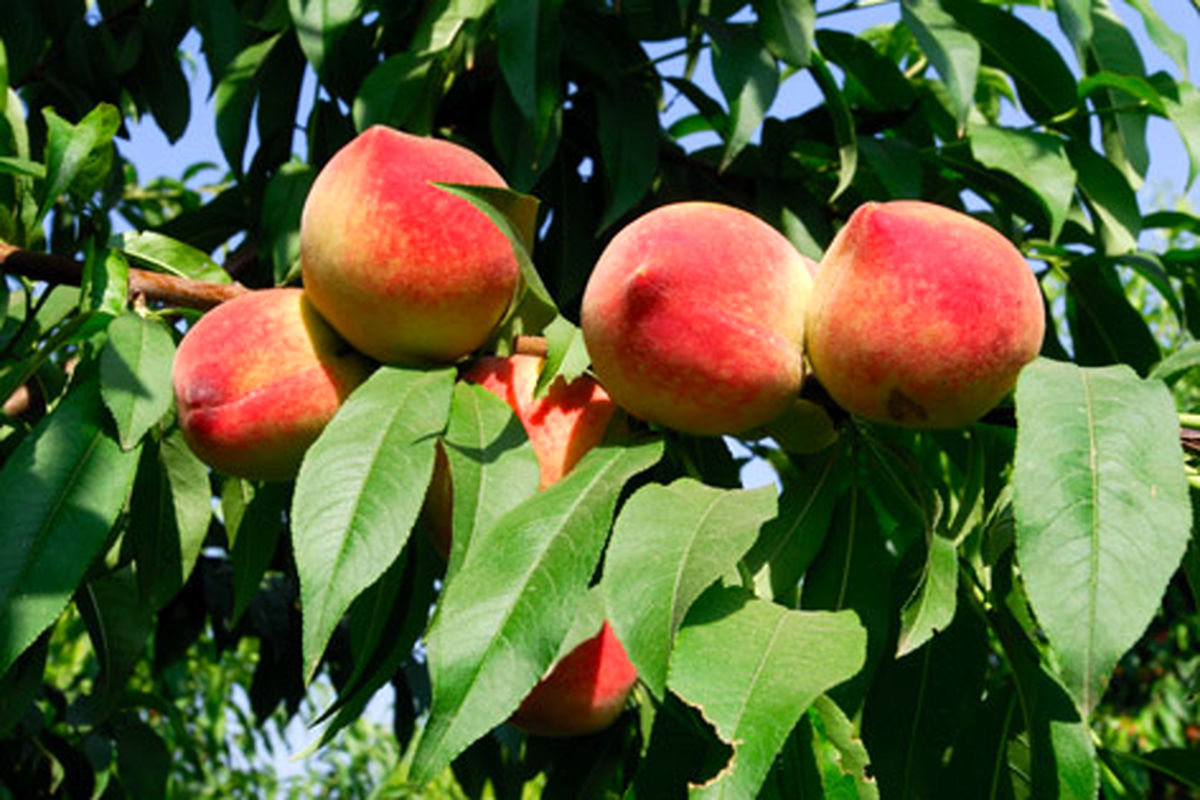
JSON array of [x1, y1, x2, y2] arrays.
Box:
[[0, 240, 249, 310]]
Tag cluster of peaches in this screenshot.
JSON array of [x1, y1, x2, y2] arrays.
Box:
[[172, 125, 1044, 737]]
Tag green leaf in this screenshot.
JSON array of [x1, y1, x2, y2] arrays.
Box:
[[1122, 0, 1189, 80], [1149, 342, 1200, 383], [992, 557, 1100, 800], [223, 479, 288, 625], [139, 26, 191, 143], [352, 52, 437, 134], [259, 162, 315, 284], [668, 586, 867, 800], [39, 103, 120, 222], [807, 695, 879, 799], [800, 483, 901, 715], [0, 633, 47, 737], [1014, 359, 1192, 714], [100, 312, 177, 450], [940, 683, 1019, 799], [969, 125, 1075, 242], [292, 366, 455, 680], [536, 315, 591, 398], [600, 479, 778, 696], [440, 383, 540, 579], [215, 35, 280, 175], [1158, 78, 1200, 190], [127, 430, 211, 611], [708, 21, 780, 170], [941, 0, 1077, 125], [755, 0, 815, 68], [0, 156, 44, 179], [412, 439, 662, 784], [0, 382, 140, 674], [82, 246, 130, 322], [902, 0, 980, 131], [1065, 259, 1161, 374], [115, 717, 169, 800], [1066, 140, 1140, 255], [77, 566, 153, 714], [114, 231, 231, 284], [810, 52, 857, 202], [1055, 0, 1093, 55], [1089, 0, 1149, 183], [496, 0, 539, 119], [895, 534, 958, 657], [288, 0, 364, 76], [411, 0, 494, 55], [745, 446, 848, 601], [1106, 748, 1200, 790], [815, 30, 916, 113], [862, 604, 989, 799], [595, 84, 659, 231]]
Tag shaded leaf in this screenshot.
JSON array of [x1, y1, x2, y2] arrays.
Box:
[[40, 103, 120, 222], [895, 534, 958, 658], [902, 0, 980, 131], [810, 52, 857, 202], [708, 21, 780, 170], [288, 0, 364, 77], [970, 125, 1075, 242], [755, 0, 815, 68]]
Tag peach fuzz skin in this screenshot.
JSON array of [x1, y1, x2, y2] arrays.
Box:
[[424, 354, 617, 559], [173, 288, 374, 482], [806, 200, 1045, 428], [581, 202, 812, 436], [509, 621, 638, 738], [300, 125, 519, 365]]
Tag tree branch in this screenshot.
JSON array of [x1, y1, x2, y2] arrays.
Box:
[[0, 240, 249, 310]]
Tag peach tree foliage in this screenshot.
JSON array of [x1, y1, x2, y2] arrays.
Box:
[[0, 1, 1199, 798]]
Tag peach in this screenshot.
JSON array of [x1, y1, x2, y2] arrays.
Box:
[[424, 354, 617, 558], [173, 288, 373, 481], [806, 200, 1045, 428], [509, 621, 638, 737], [580, 202, 812, 435], [300, 125, 519, 365]]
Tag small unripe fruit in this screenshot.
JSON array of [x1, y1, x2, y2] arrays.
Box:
[[510, 621, 638, 737], [581, 202, 812, 435], [173, 288, 373, 481], [301, 125, 519, 365], [806, 200, 1045, 428]]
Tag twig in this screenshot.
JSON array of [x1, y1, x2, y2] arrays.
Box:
[[0, 241, 249, 310]]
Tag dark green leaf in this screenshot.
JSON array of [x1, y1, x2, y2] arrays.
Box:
[[0, 382, 140, 674], [496, 0, 539, 119], [292, 366, 455, 680], [1107, 748, 1200, 789], [1065, 259, 1161, 373], [1055, 0, 1093, 55], [863, 604, 988, 799], [708, 21, 780, 170], [214, 35, 279, 174], [600, 479, 778, 696], [1067, 140, 1140, 255], [82, 246, 130, 322], [0, 632, 47, 736], [755, 0, 815, 68], [352, 52, 437, 134], [115, 717, 169, 800], [223, 479, 288, 625], [815, 30, 915, 113], [259, 162, 314, 283], [288, 0, 364, 76], [902, 0, 980, 131], [77, 566, 153, 714], [412, 440, 662, 783], [810, 52, 857, 201], [595, 84, 659, 231], [100, 312, 176, 450], [895, 534, 958, 657], [668, 586, 867, 800], [1014, 359, 1192, 714], [1089, 1, 1149, 182]]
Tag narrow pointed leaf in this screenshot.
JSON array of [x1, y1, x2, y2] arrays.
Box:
[[895, 534, 958, 657], [970, 125, 1075, 242], [808, 695, 879, 799], [0, 383, 140, 673], [601, 479, 778, 696], [755, 0, 815, 67], [224, 479, 288, 625], [40, 103, 120, 222], [810, 52, 857, 201], [1014, 358, 1192, 714], [708, 22, 780, 170], [411, 439, 662, 784], [441, 383, 540, 579], [288, 0, 364, 76], [902, 0, 980, 131], [292, 366, 455, 680], [668, 586, 867, 799], [100, 312, 177, 450]]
